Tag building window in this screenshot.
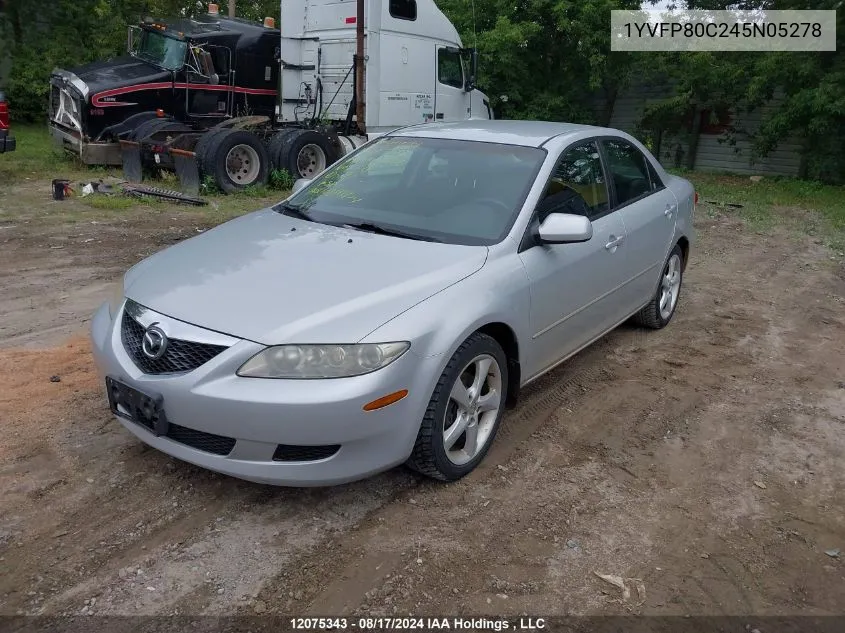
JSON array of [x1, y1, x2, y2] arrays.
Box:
[[389, 0, 417, 21]]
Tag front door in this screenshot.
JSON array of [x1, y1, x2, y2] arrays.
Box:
[[185, 44, 233, 119], [519, 140, 630, 379], [434, 46, 469, 123], [600, 137, 679, 312]]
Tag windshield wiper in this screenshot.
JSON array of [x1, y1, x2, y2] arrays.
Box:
[[273, 201, 312, 221], [341, 222, 442, 242]]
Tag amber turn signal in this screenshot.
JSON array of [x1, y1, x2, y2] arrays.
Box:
[[363, 389, 409, 411]]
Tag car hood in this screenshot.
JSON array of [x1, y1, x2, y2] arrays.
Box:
[[54, 56, 170, 99], [124, 209, 488, 345]]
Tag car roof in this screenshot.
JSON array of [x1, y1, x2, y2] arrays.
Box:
[[389, 119, 613, 148]]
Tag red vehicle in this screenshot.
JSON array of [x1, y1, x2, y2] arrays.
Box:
[[0, 90, 16, 153]]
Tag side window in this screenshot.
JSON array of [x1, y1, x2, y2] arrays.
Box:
[[438, 48, 464, 89], [602, 139, 653, 206], [389, 0, 417, 20], [536, 141, 609, 221]]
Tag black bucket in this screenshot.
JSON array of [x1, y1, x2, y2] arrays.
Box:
[[52, 179, 70, 200]]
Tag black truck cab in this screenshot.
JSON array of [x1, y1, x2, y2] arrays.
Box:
[[49, 12, 280, 165]]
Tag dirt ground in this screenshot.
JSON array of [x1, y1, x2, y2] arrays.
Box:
[[1, 176, 844, 622]]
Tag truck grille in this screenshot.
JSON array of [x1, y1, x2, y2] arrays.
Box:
[[50, 85, 61, 119], [121, 308, 228, 374]]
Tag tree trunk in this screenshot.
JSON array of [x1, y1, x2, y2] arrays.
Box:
[[228, 1, 235, 18], [600, 84, 618, 127], [685, 106, 702, 171]]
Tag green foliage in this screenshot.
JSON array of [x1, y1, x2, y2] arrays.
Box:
[[269, 168, 294, 191], [201, 174, 222, 194], [438, 0, 641, 122]]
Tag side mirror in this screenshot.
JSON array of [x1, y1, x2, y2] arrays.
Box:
[[291, 178, 311, 195], [538, 213, 593, 244]]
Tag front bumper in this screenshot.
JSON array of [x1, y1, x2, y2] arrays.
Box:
[[89, 301, 442, 487], [0, 130, 15, 153], [49, 123, 121, 165]]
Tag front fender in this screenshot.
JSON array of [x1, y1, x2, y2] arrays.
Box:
[[360, 254, 531, 372]]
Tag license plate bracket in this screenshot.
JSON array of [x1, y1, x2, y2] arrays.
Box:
[[105, 376, 169, 436]]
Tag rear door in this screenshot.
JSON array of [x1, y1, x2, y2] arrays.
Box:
[[434, 46, 469, 123], [599, 137, 678, 312], [519, 139, 630, 378]]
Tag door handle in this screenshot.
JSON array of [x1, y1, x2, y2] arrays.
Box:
[[605, 235, 624, 250], [664, 204, 676, 217], [435, 112, 444, 119]]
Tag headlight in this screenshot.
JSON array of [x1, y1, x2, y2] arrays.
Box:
[[237, 342, 410, 379], [107, 278, 125, 319]]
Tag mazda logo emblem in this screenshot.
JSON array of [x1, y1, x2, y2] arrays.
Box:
[[141, 324, 168, 360]]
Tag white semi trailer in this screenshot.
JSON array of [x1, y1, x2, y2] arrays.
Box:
[[49, 0, 492, 193]]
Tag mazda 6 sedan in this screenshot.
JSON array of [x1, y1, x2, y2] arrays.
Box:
[[90, 120, 695, 486]]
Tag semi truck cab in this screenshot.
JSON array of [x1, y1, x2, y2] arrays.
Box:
[[279, 0, 492, 134], [47, 0, 492, 189]]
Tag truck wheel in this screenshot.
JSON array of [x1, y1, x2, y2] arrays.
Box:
[[278, 129, 338, 179], [205, 129, 270, 193], [268, 129, 298, 171], [194, 127, 232, 178]]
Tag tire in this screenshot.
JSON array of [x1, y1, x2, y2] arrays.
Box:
[[277, 129, 339, 179], [406, 333, 509, 481], [194, 127, 233, 178], [268, 129, 299, 170], [632, 243, 684, 329], [203, 129, 270, 193]]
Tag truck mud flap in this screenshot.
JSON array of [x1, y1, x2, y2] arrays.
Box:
[[170, 148, 200, 196], [119, 140, 143, 183]]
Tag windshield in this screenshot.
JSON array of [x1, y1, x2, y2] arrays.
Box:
[[136, 30, 187, 71], [286, 136, 546, 245]]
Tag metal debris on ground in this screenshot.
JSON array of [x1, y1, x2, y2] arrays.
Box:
[[824, 548, 840, 559], [122, 184, 207, 206]]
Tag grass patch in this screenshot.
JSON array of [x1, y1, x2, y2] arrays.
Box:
[[81, 195, 138, 211], [0, 124, 121, 181], [673, 170, 845, 251]]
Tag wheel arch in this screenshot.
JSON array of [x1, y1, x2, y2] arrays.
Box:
[[677, 235, 690, 271], [476, 322, 521, 408]]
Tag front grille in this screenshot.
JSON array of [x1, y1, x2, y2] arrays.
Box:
[[273, 444, 341, 462], [121, 309, 228, 374], [50, 85, 60, 119], [166, 423, 236, 456]]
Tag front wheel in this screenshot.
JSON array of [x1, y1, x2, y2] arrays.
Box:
[[632, 244, 684, 329], [407, 333, 509, 481]]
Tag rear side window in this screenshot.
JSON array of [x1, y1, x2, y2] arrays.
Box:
[[438, 48, 463, 89], [602, 139, 653, 206], [389, 0, 417, 20]]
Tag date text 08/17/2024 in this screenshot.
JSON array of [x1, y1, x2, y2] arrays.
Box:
[[289, 617, 547, 631]]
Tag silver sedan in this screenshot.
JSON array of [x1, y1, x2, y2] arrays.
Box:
[[90, 120, 695, 486]]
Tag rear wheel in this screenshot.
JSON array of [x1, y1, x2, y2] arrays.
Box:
[[203, 129, 270, 193], [277, 129, 338, 179], [632, 244, 684, 329], [406, 333, 509, 481]]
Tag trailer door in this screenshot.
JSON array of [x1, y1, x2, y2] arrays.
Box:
[[434, 46, 469, 123]]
